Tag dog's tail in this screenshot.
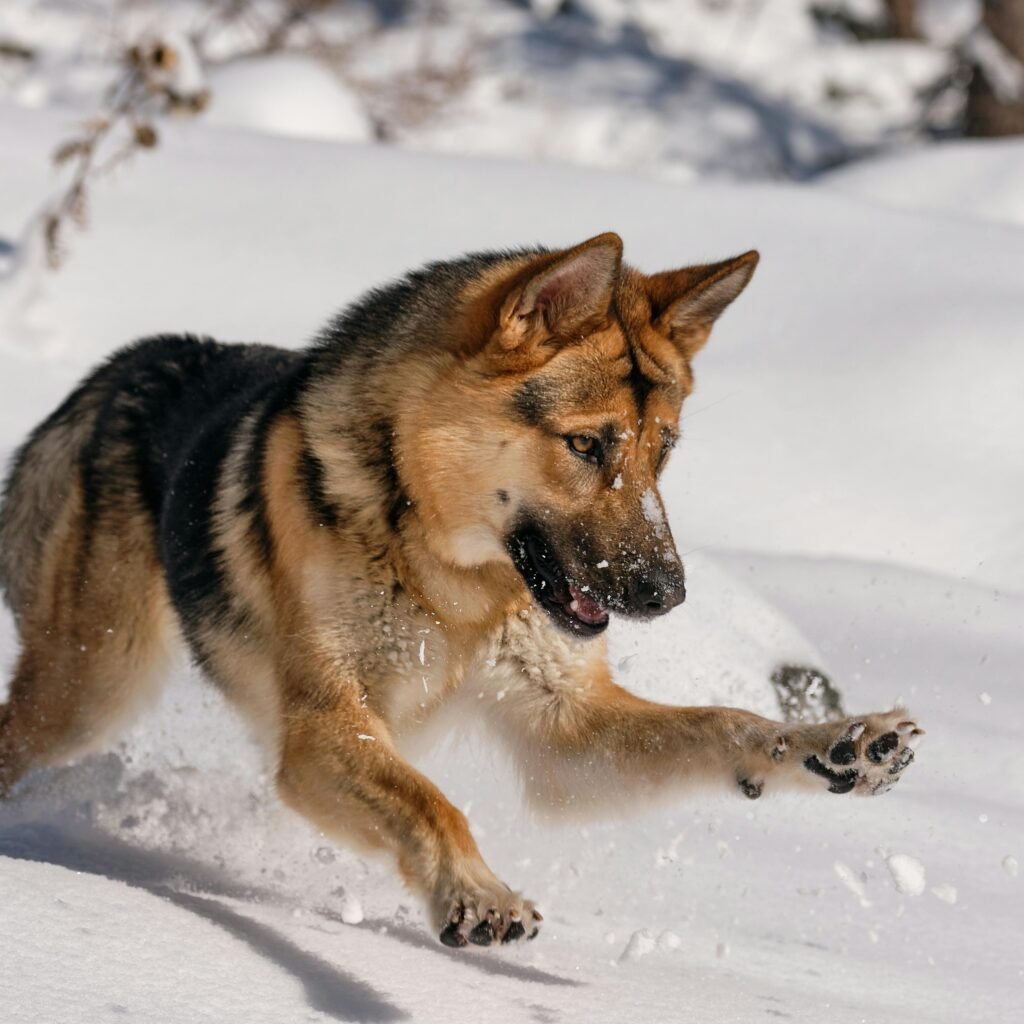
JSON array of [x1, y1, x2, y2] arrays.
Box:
[[0, 378, 105, 620]]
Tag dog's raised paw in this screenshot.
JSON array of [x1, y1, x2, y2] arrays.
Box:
[[802, 712, 923, 796], [437, 885, 541, 948]]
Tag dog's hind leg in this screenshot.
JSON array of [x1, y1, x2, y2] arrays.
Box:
[[0, 484, 177, 797]]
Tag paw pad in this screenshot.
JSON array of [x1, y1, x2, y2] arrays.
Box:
[[802, 713, 922, 796], [867, 732, 899, 763], [804, 754, 858, 793]]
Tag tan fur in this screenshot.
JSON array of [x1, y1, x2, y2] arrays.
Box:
[[0, 480, 177, 792], [0, 235, 921, 947]]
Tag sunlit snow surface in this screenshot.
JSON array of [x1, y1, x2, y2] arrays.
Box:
[[0, 104, 1022, 1022]]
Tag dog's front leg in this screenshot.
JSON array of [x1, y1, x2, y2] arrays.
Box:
[[276, 689, 541, 947], [488, 663, 922, 809]]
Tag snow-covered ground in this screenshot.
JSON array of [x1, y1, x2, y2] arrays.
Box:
[[1, 96, 1022, 1022], [0, 0, 986, 181], [820, 136, 1024, 226]]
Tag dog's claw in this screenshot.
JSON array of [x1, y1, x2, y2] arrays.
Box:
[[739, 777, 763, 799]]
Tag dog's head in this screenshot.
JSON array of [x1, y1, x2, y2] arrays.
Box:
[[403, 233, 758, 637]]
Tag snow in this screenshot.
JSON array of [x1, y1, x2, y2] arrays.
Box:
[[639, 488, 667, 538], [0, 0, 993, 182], [820, 138, 1024, 227], [1, 77, 1023, 1024], [338, 895, 365, 927], [617, 928, 657, 963], [834, 860, 872, 908], [204, 55, 373, 143], [886, 853, 928, 896]]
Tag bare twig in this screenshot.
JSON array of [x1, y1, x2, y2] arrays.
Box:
[[0, 38, 35, 61], [34, 1, 481, 269], [43, 39, 209, 268]]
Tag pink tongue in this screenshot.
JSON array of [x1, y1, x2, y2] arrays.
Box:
[[568, 584, 608, 624]]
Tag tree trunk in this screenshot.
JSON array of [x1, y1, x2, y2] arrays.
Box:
[[885, 0, 918, 39], [966, 0, 1024, 136]]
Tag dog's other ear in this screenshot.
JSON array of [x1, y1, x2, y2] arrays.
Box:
[[647, 250, 759, 358], [497, 232, 622, 350]]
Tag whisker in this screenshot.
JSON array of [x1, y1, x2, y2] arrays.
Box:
[[681, 390, 742, 423]]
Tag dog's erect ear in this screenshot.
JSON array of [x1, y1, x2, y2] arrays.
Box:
[[497, 233, 622, 350], [647, 250, 759, 358]]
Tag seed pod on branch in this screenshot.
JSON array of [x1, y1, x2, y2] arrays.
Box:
[[151, 42, 178, 72], [134, 122, 159, 148]]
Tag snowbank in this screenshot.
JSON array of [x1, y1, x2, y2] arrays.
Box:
[[820, 137, 1024, 227], [204, 55, 373, 143]]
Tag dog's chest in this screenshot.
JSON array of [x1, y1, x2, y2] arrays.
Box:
[[373, 617, 457, 729]]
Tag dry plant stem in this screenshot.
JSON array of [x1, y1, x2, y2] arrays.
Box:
[[45, 66, 144, 267], [44, 32, 211, 270]]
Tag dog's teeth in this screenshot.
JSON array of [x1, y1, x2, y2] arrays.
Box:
[[569, 600, 579, 613]]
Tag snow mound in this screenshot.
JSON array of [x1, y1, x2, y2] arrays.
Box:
[[205, 56, 373, 143], [605, 551, 820, 716], [886, 852, 927, 896], [820, 138, 1024, 228], [618, 928, 656, 963]]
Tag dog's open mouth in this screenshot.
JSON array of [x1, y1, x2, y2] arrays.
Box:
[[507, 527, 609, 637]]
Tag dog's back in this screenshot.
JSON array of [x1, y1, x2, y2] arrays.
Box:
[[0, 336, 299, 615]]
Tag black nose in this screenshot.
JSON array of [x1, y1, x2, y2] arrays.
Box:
[[630, 573, 686, 617]]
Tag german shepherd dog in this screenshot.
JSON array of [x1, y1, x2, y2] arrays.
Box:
[[0, 233, 921, 947]]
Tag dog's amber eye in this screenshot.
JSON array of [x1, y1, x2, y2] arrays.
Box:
[[567, 435, 602, 464]]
